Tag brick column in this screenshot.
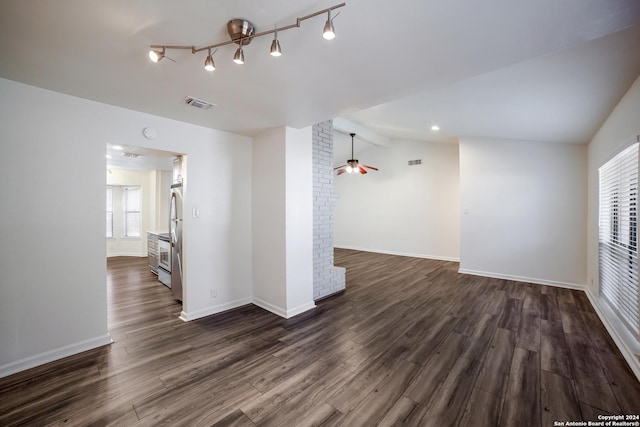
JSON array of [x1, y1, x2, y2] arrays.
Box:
[[312, 120, 346, 300]]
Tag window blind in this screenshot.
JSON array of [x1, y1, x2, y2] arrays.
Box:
[[123, 186, 141, 237], [599, 142, 639, 340], [106, 186, 113, 238]]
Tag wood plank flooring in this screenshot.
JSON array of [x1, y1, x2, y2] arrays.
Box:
[[1, 250, 639, 426]]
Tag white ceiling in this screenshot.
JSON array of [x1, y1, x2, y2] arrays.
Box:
[[1, 0, 639, 143], [345, 25, 640, 144], [106, 143, 176, 171]]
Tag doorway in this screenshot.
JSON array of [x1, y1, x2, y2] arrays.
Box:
[[105, 143, 183, 325]]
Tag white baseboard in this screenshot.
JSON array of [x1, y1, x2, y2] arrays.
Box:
[[0, 334, 113, 379], [251, 297, 287, 318], [285, 301, 317, 318], [458, 268, 586, 291], [251, 297, 316, 319], [178, 296, 316, 321], [585, 290, 640, 381], [334, 246, 460, 262], [179, 297, 252, 322]]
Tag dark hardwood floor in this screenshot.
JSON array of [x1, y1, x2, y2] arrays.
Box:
[[1, 250, 639, 426]]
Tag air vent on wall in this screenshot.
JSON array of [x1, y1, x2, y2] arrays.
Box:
[[408, 159, 422, 166], [184, 96, 216, 110]]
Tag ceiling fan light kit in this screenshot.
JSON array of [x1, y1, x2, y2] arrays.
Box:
[[148, 3, 345, 70], [335, 133, 379, 176]]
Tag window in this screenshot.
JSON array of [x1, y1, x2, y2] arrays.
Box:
[[123, 186, 141, 237], [106, 186, 113, 238], [599, 142, 639, 339]]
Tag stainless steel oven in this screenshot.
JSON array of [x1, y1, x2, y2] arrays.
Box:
[[157, 234, 171, 288]]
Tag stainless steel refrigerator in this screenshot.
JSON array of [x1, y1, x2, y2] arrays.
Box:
[[170, 183, 183, 301]]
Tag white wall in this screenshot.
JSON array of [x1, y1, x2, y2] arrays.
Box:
[[586, 76, 640, 363], [0, 78, 253, 376], [252, 128, 287, 312], [252, 127, 315, 318], [587, 75, 640, 294], [284, 127, 314, 314], [154, 170, 172, 232], [334, 138, 460, 261], [459, 137, 587, 287]]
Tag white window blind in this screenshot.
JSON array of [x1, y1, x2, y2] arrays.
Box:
[[123, 186, 141, 237], [106, 186, 113, 238], [599, 142, 639, 340]]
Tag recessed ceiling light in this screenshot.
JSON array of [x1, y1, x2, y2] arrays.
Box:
[[105, 154, 112, 159], [112, 145, 124, 150], [431, 125, 440, 131]]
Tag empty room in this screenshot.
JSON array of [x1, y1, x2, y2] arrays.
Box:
[[1, 0, 639, 425]]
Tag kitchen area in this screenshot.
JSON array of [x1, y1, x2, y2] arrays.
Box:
[[106, 143, 185, 301]]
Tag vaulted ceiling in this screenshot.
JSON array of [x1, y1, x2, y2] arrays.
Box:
[[1, 0, 639, 144]]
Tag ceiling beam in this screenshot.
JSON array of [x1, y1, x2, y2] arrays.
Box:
[[333, 117, 391, 147]]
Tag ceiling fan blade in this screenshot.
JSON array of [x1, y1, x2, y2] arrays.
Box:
[[337, 168, 347, 175], [358, 166, 368, 174], [362, 164, 379, 171]]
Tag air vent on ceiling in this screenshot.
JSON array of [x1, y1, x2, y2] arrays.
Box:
[[408, 159, 422, 166], [184, 96, 216, 110]]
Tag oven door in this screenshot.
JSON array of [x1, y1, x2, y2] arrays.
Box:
[[158, 240, 171, 272], [158, 267, 171, 288]]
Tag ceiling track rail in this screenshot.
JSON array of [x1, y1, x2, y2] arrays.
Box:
[[149, 3, 346, 54]]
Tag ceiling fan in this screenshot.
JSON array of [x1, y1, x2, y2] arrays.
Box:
[[334, 133, 379, 175]]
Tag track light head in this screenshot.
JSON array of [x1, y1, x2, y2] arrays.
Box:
[[233, 47, 244, 64], [323, 11, 336, 40], [270, 28, 282, 57], [204, 48, 216, 71], [148, 48, 165, 62], [233, 38, 245, 64], [204, 56, 215, 71], [270, 39, 282, 57]]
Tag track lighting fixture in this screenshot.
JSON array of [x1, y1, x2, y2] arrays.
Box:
[[148, 3, 345, 71], [204, 48, 217, 71], [270, 29, 282, 57]]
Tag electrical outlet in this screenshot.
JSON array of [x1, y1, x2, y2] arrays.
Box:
[[210, 289, 217, 298]]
